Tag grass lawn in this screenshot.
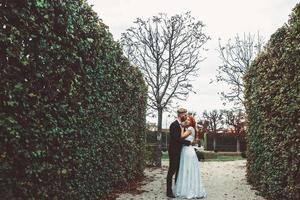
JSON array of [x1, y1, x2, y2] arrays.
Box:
[[161, 151, 245, 161], [207, 155, 244, 161], [162, 151, 169, 160]]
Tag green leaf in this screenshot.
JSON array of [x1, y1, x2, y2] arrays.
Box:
[[36, 73, 42, 78], [87, 38, 94, 43], [14, 82, 23, 90], [36, 0, 46, 8]]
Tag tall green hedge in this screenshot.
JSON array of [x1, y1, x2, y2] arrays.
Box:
[[0, 0, 147, 199], [244, 4, 300, 200]]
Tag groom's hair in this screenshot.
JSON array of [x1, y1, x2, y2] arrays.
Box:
[[177, 108, 187, 115]]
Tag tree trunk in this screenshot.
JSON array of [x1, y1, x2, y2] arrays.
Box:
[[157, 108, 163, 134], [156, 108, 163, 167]]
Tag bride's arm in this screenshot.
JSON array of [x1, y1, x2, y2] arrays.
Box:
[[190, 127, 199, 145], [192, 129, 199, 144], [180, 127, 192, 139]]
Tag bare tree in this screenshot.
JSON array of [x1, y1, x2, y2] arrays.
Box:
[[202, 110, 224, 151], [121, 13, 209, 144], [202, 110, 224, 134], [215, 33, 264, 108], [223, 109, 245, 152]]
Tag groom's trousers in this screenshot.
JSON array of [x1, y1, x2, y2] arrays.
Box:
[[166, 153, 180, 194]]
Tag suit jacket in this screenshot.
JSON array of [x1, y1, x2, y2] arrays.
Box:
[[168, 120, 191, 157]]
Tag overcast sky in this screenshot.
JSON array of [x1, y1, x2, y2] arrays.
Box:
[[87, 0, 298, 127]]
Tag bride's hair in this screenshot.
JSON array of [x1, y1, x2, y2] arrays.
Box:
[[187, 115, 196, 129]]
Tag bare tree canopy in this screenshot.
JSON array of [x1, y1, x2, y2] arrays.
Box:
[[121, 12, 209, 131], [216, 33, 264, 108], [223, 109, 245, 135], [202, 109, 224, 134]]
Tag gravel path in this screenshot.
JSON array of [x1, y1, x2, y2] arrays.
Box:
[[116, 160, 265, 200]]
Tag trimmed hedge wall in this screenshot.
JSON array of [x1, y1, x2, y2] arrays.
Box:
[[0, 0, 147, 199], [145, 131, 162, 166], [244, 4, 300, 200]]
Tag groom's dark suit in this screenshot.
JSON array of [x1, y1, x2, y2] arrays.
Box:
[[166, 119, 191, 196]]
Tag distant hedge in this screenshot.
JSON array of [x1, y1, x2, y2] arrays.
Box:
[[244, 4, 300, 200], [0, 0, 147, 199]]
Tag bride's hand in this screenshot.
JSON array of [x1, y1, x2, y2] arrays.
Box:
[[187, 130, 192, 135]]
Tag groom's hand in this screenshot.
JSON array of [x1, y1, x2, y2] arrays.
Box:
[[191, 139, 199, 145]]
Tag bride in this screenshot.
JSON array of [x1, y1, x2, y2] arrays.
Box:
[[175, 115, 207, 199]]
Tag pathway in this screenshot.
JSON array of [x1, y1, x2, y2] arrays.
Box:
[[116, 160, 265, 200]]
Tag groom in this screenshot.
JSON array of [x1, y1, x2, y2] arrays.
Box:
[[166, 108, 195, 198]]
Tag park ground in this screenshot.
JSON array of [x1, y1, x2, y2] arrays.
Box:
[[116, 159, 266, 200]]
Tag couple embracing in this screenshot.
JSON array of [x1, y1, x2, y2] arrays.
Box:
[[166, 108, 207, 199]]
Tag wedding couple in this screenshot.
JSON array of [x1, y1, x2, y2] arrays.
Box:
[[166, 108, 207, 199]]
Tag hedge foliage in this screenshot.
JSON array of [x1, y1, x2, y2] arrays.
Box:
[[244, 4, 300, 200], [0, 0, 147, 199]]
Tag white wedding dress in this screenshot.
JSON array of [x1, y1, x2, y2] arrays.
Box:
[[175, 126, 207, 199]]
